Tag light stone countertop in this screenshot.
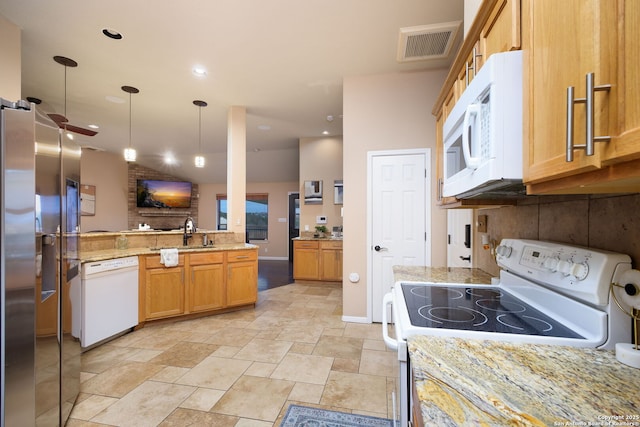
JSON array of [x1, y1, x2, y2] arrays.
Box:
[[409, 336, 640, 426], [80, 243, 257, 263], [392, 265, 494, 285]]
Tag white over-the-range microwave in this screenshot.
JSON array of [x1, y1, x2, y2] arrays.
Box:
[[442, 50, 524, 199]]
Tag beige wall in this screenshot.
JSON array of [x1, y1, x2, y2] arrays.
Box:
[[299, 137, 343, 234], [198, 181, 298, 259], [342, 69, 449, 320], [0, 14, 21, 101], [80, 150, 129, 232]]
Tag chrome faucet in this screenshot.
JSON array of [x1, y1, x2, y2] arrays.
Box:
[[183, 216, 196, 246]]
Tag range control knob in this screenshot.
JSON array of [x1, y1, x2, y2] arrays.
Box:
[[570, 262, 589, 281], [496, 245, 512, 258], [543, 257, 560, 272], [557, 260, 573, 276]]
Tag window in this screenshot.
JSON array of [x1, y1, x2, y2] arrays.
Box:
[[217, 194, 268, 240]]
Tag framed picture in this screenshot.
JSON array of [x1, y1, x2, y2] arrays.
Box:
[[304, 180, 323, 205], [334, 180, 343, 204], [80, 184, 96, 216]]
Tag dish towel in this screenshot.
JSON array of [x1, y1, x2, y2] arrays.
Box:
[[160, 248, 179, 267]]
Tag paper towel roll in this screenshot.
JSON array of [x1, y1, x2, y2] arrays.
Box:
[[616, 269, 640, 312]]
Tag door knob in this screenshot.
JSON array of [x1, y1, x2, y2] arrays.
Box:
[[460, 255, 471, 262], [374, 245, 387, 252]]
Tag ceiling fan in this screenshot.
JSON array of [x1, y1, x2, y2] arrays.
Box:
[[32, 55, 98, 137]]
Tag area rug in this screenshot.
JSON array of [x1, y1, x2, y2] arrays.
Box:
[[280, 404, 394, 427]]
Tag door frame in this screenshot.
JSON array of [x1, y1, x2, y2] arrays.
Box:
[[367, 148, 431, 322], [287, 192, 299, 262]]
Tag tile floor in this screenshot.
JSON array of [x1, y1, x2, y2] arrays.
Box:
[[68, 281, 398, 426]]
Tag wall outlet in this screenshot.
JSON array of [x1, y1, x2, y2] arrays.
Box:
[[477, 215, 487, 233], [316, 215, 327, 224]]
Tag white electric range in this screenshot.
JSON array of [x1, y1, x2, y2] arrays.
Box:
[[382, 239, 633, 427]]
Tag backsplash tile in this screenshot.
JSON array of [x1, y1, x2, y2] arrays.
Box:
[[475, 194, 640, 276]]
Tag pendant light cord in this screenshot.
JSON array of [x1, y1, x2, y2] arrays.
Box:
[[198, 105, 202, 153], [129, 92, 132, 149]]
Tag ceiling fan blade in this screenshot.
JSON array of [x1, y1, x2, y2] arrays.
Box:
[[47, 113, 97, 136], [63, 123, 98, 137], [47, 113, 68, 124]]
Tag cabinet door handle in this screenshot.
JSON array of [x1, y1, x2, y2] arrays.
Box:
[[565, 73, 611, 162], [585, 72, 611, 155], [234, 255, 249, 260]]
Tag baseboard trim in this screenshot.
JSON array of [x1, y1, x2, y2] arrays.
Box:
[[341, 315, 369, 324]]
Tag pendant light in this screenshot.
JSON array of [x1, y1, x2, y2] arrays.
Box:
[[122, 85, 139, 162], [193, 100, 207, 168], [51, 56, 98, 137]]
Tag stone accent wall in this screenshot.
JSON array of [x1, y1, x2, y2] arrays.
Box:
[[127, 163, 199, 230]]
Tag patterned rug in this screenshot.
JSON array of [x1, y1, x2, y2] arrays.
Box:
[[280, 405, 394, 427]]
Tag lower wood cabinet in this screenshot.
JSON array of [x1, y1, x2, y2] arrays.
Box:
[[227, 249, 258, 306], [293, 240, 320, 280], [144, 254, 186, 320], [140, 248, 257, 323], [293, 239, 342, 282], [320, 240, 342, 281], [189, 252, 224, 313]]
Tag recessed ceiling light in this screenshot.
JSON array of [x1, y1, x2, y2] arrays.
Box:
[[322, 131, 330, 135], [164, 153, 177, 165], [102, 28, 123, 40], [192, 66, 207, 77], [88, 124, 99, 129]]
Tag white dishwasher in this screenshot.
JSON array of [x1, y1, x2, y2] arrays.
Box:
[[81, 255, 139, 348]]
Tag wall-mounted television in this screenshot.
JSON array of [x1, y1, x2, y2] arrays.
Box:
[[136, 179, 192, 208]]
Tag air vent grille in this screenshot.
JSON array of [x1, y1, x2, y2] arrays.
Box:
[[397, 21, 461, 62]]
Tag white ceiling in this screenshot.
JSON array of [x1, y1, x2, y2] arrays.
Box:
[[0, 0, 463, 183]]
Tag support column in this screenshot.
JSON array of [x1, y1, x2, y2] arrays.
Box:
[[227, 106, 246, 242]]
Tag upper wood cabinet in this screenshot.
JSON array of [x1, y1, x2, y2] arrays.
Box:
[[523, 0, 640, 194]]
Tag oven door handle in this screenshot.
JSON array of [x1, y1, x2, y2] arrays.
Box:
[[382, 292, 398, 350]]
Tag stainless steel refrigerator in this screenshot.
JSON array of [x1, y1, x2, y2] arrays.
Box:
[[1, 98, 81, 426]]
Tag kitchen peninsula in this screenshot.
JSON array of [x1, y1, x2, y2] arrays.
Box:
[[80, 230, 258, 326]]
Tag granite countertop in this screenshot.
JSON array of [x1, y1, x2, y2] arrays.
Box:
[[80, 243, 257, 263], [393, 265, 494, 285], [409, 336, 640, 426]]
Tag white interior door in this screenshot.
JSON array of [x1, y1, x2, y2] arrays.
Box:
[[447, 209, 472, 267], [370, 150, 429, 323]]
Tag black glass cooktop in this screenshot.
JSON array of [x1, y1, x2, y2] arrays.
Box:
[[401, 284, 584, 339]]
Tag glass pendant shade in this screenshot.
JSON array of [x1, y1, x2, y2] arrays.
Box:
[[194, 155, 205, 168], [124, 147, 137, 162]]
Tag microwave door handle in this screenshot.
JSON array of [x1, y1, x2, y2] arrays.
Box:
[[462, 103, 481, 170]]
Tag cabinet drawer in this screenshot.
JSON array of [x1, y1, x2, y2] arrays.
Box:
[[145, 254, 185, 269], [294, 240, 319, 249], [319, 240, 342, 250], [227, 249, 257, 262], [190, 251, 224, 265]]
